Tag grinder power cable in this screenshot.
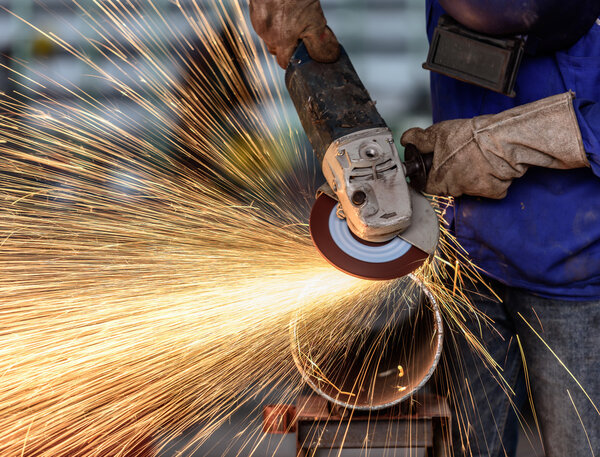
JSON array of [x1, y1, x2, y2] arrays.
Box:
[[285, 42, 439, 280]]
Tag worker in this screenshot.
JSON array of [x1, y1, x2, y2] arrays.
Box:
[[249, 1, 600, 456]]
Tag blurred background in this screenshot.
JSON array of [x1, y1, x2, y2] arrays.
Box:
[[0, 0, 543, 455], [0, 0, 432, 144]]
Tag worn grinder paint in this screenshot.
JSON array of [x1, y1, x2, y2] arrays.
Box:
[[285, 42, 439, 280]]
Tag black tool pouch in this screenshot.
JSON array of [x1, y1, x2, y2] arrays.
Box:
[[423, 15, 527, 97]]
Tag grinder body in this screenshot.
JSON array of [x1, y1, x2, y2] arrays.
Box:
[[285, 43, 439, 279]]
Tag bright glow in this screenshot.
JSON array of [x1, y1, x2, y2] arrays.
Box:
[[0, 1, 531, 456]]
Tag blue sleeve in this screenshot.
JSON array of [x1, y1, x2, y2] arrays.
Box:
[[574, 99, 600, 177]]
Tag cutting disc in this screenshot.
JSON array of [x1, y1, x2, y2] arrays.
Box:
[[309, 193, 429, 280]]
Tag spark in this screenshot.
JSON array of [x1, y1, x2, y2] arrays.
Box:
[[0, 1, 567, 456], [516, 334, 544, 453], [518, 313, 600, 416], [567, 389, 596, 457], [0, 1, 427, 455]]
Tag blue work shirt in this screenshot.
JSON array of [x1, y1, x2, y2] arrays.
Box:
[[426, 1, 600, 299]]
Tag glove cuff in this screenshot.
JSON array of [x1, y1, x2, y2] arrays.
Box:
[[473, 91, 589, 170]]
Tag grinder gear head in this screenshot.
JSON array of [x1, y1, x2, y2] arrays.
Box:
[[322, 128, 412, 243]]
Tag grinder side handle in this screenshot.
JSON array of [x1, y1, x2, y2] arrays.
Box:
[[404, 144, 433, 192]]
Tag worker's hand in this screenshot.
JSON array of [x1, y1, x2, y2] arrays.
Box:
[[401, 92, 589, 199], [249, 0, 340, 69]]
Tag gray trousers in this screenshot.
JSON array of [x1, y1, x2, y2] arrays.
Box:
[[443, 278, 600, 457]]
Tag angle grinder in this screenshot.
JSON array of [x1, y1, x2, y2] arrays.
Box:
[[285, 42, 439, 280]]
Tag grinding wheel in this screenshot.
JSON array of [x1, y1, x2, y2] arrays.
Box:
[[309, 194, 429, 280]]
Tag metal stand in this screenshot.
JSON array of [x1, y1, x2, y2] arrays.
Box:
[[264, 394, 451, 457]]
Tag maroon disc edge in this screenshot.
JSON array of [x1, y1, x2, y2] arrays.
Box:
[[309, 194, 429, 280]]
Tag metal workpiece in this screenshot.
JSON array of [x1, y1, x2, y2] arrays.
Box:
[[322, 127, 413, 242], [290, 276, 443, 411]]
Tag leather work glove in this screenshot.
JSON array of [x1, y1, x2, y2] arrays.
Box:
[[249, 0, 340, 68], [401, 92, 590, 199]]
